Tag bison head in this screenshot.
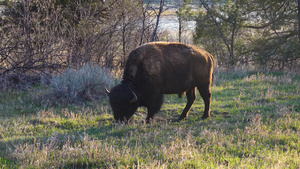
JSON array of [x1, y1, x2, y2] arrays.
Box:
[[107, 84, 139, 122]]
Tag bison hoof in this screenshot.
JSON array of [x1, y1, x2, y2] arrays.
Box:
[[145, 117, 153, 124], [173, 116, 185, 122], [201, 115, 210, 119]]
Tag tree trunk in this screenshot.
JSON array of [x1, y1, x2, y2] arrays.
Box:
[[23, 0, 33, 70], [122, 14, 127, 68], [140, 10, 146, 45], [298, 0, 300, 43], [151, 0, 164, 42], [140, 0, 151, 45], [178, 17, 182, 43], [199, 0, 234, 67]]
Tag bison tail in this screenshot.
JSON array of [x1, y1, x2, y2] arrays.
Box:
[[207, 53, 216, 85], [212, 72, 215, 85]]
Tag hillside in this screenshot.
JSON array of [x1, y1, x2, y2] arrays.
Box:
[[0, 70, 299, 168]]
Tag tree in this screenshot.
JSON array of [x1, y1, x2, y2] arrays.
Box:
[[117, 0, 149, 67], [244, 0, 300, 70], [150, 0, 165, 42], [195, 0, 246, 67], [0, 0, 156, 88], [176, 0, 193, 43], [298, 0, 300, 43], [139, 0, 155, 45], [194, 0, 300, 69]]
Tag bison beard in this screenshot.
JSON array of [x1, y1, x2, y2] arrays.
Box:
[[107, 42, 214, 123]]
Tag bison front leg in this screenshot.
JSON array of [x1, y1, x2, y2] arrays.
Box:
[[146, 109, 156, 124], [145, 95, 163, 124], [198, 85, 211, 119], [177, 88, 196, 121]]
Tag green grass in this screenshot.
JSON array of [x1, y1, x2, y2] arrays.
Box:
[[0, 71, 299, 168]]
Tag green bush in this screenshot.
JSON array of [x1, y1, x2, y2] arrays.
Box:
[[48, 64, 115, 102]]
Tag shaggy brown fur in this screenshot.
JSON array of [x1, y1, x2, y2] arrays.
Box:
[[108, 42, 214, 123]]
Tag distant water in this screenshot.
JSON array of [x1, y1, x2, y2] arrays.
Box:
[[156, 15, 196, 43], [159, 15, 196, 31]]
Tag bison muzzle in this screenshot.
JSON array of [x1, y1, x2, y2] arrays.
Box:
[[107, 42, 214, 123]]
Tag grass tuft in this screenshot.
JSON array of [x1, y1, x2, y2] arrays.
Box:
[[46, 63, 115, 103]]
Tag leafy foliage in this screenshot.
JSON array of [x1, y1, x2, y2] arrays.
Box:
[[194, 0, 300, 69]]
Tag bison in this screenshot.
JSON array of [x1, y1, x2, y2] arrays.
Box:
[[106, 42, 214, 123]]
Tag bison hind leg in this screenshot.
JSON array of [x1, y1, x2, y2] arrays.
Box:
[[198, 84, 211, 119]]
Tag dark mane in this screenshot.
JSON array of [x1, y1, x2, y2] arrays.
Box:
[[122, 49, 139, 85]]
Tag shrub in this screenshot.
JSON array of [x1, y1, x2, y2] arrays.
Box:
[[47, 64, 115, 102]]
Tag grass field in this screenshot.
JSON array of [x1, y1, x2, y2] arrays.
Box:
[[0, 70, 299, 168]]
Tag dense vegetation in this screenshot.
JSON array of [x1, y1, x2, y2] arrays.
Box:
[[193, 0, 300, 69], [0, 71, 299, 168], [1, 0, 299, 89]]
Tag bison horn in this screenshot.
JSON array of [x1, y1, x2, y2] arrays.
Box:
[[129, 91, 138, 103], [105, 88, 110, 94]]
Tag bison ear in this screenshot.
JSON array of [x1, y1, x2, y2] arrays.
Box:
[[129, 91, 138, 103], [105, 88, 110, 95]]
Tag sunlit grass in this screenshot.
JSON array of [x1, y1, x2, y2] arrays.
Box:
[[0, 70, 299, 168]]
